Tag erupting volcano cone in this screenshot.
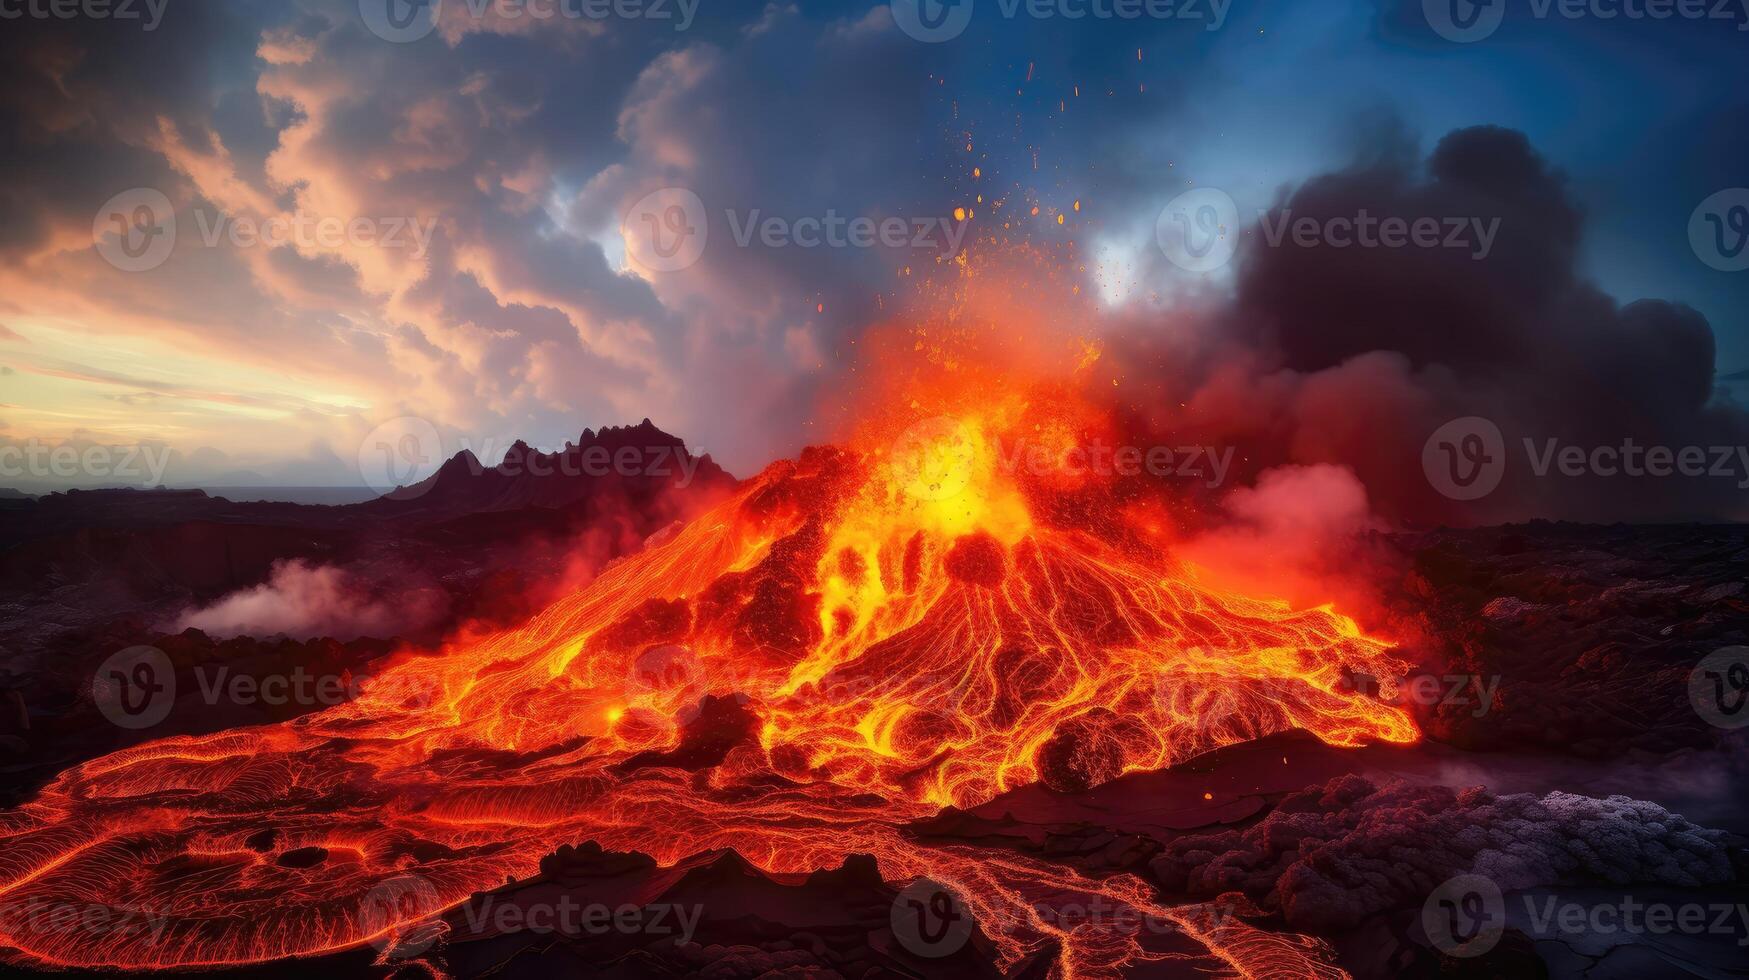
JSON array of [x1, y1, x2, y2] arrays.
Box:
[[0, 402, 1416, 977]]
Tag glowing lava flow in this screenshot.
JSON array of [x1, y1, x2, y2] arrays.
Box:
[[0, 404, 1416, 977]]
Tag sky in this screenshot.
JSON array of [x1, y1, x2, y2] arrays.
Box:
[[0, 0, 1745, 493]]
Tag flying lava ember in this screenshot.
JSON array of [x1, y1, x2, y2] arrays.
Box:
[[0, 350, 1419, 977]]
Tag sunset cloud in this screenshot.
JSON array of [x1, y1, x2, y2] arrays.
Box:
[[0, 0, 1742, 518]]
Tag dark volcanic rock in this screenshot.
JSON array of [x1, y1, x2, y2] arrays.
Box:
[[1035, 708, 1129, 793], [613, 694, 759, 774], [439, 843, 1007, 979], [1149, 773, 1747, 932], [1380, 522, 1749, 757]]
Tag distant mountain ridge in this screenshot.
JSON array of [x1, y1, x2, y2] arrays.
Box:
[[0, 421, 735, 540], [0, 420, 736, 659], [370, 419, 733, 518]]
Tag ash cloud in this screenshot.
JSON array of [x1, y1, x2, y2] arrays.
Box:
[[1112, 126, 1749, 527]]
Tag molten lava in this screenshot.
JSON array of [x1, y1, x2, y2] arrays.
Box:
[[0, 398, 1416, 977]]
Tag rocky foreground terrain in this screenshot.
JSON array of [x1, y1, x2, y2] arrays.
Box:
[[1385, 523, 1749, 758], [0, 459, 1743, 978]]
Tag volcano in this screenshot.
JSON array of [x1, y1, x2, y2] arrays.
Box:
[[0, 400, 1423, 977]]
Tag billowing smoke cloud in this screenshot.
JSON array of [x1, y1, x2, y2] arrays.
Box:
[[1111, 126, 1749, 527], [1175, 463, 1386, 610], [176, 559, 445, 640]]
